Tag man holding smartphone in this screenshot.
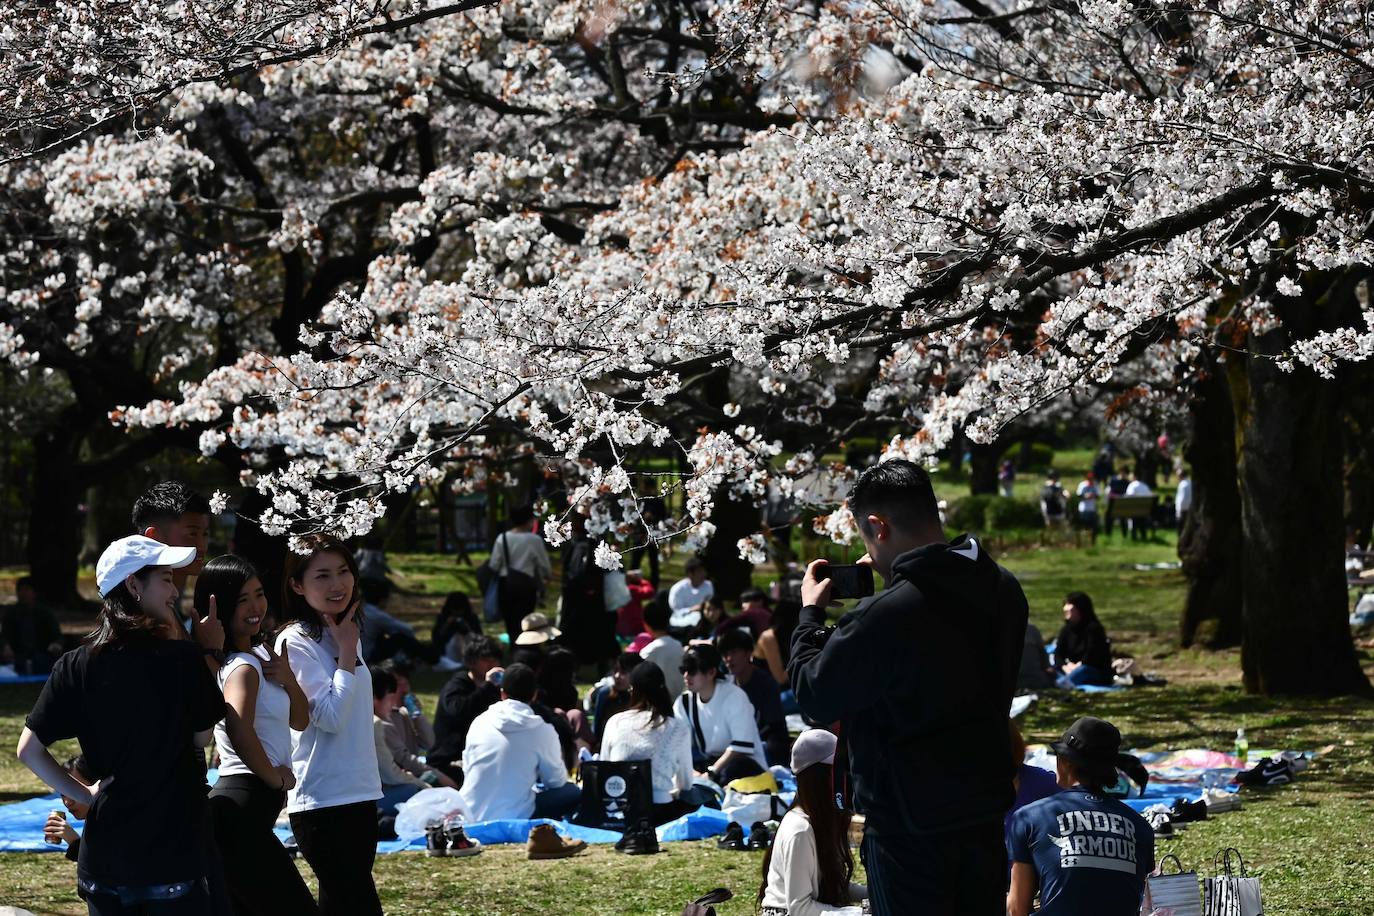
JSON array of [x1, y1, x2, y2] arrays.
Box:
[[789, 459, 1029, 916]]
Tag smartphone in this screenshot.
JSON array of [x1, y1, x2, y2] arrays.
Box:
[[817, 564, 875, 600]]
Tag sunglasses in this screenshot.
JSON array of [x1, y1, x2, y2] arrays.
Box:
[[679, 665, 702, 675]]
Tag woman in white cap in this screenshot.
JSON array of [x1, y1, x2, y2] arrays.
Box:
[[275, 534, 382, 916], [16, 535, 225, 914], [758, 728, 868, 916]]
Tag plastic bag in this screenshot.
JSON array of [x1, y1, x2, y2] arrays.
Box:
[[393, 787, 467, 841], [721, 788, 787, 827]]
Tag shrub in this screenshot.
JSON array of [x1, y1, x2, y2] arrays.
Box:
[[946, 494, 997, 531], [985, 497, 1046, 530], [946, 494, 1045, 533]]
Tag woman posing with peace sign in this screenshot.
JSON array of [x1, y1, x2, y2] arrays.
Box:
[[197, 556, 317, 915], [276, 535, 383, 916]]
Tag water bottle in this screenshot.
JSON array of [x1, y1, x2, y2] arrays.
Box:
[[403, 693, 420, 716], [1234, 727, 1248, 763]]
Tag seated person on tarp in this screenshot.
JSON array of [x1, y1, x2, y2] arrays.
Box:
[[1, 577, 64, 675], [1007, 717, 1154, 916], [460, 663, 581, 822], [758, 729, 867, 916], [376, 659, 460, 788], [673, 644, 768, 786], [587, 652, 643, 750], [429, 634, 504, 777], [359, 577, 429, 664], [1053, 592, 1113, 687], [1005, 720, 1060, 870], [718, 626, 791, 767], [372, 668, 428, 816], [601, 662, 701, 826], [42, 755, 94, 862], [430, 591, 482, 669], [1018, 622, 1057, 691]]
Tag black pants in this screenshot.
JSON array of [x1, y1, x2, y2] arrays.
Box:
[[209, 775, 318, 916], [289, 801, 381, 916], [861, 822, 1006, 916]]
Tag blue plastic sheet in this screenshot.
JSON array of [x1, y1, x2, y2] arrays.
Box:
[[0, 792, 82, 853], [0, 674, 48, 685]]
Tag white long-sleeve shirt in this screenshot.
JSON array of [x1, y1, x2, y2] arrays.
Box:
[[761, 809, 868, 916], [600, 709, 694, 804], [673, 679, 767, 770], [461, 699, 568, 821], [276, 624, 382, 814]]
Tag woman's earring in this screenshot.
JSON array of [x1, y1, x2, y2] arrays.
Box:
[[134, 593, 142, 603]]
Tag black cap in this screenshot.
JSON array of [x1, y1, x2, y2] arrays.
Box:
[[1051, 717, 1122, 770]]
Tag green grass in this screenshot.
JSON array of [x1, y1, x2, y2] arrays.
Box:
[[2, 535, 1372, 914]]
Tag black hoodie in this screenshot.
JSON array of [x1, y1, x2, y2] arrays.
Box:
[[788, 535, 1029, 836]]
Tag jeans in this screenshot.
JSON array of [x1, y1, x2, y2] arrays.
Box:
[[531, 782, 582, 821], [378, 783, 422, 817], [208, 774, 317, 916], [861, 822, 1006, 916], [1059, 664, 1112, 688], [78, 878, 210, 916], [289, 801, 381, 916]]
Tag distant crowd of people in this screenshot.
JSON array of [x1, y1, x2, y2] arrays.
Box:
[[13, 462, 1164, 916]]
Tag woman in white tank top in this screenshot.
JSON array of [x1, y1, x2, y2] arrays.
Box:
[[196, 555, 317, 914]]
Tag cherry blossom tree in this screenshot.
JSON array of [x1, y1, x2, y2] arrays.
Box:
[[5, 0, 1373, 694]]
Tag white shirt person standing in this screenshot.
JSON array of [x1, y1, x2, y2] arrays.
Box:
[[276, 536, 383, 916]]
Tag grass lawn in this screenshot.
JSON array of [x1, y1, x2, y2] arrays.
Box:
[[1, 531, 1372, 914]]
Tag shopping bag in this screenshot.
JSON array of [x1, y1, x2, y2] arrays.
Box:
[[1203, 848, 1263, 916], [573, 760, 654, 832], [1144, 854, 1201, 916], [482, 579, 501, 622]]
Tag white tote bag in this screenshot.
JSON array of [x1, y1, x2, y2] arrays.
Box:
[[1202, 848, 1263, 916], [1143, 854, 1202, 916]]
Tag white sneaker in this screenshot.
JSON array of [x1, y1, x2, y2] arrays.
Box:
[[1202, 788, 1242, 812], [1279, 751, 1310, 772]]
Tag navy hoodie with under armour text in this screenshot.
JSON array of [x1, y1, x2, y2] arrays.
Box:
[[788, 535, 1029, 837]]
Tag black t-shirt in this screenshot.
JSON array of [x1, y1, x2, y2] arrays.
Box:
[[26, 638, 224, 886]]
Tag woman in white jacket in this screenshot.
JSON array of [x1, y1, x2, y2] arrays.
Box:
[[276, 534, 383, 916], [758, 729, 868, 916]]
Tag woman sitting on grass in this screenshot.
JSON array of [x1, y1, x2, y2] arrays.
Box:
[[600, 662, 698, 826], [1053, 591, 1114, 687], [758, 728, 867, 916]]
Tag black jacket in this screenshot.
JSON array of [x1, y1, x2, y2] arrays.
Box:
[[431, 672, 501, 760], [1053, 620, 1112, 671], [788, 535, 1028, 836]]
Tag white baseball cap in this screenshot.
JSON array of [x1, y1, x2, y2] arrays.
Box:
[[96, 536, 199, 598], [791, 728, 838, 775]]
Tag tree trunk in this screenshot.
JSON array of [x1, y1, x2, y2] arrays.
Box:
[[1237, 280, 1372, 696], [1178, 357, 1243, 648], [968, 440, 1001, 495], [1343, 379, 1374, 548], [230, 489, 290, 609], [27, 425, 87, 608], [702, 489, 760, 602]]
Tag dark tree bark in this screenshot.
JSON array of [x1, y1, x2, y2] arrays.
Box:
[[701, 490, 760, 602], [1178, 357, 1243, 648], [968, 440, 1001, 495], [1237, 277, 1372, 696], [1343, 378, 1374, 549], [27, 420, 87, 608], [229, 489, 290, 609]]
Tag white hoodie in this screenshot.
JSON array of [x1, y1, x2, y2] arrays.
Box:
[[460, 699, 568, 821]]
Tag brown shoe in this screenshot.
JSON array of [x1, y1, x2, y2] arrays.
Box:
[[527, 823, 588, 860]]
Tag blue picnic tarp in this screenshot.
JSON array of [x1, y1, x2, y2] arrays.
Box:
[[1, 791, 737, 855]]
